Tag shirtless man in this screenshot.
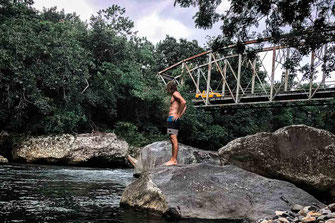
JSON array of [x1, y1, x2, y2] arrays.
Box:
[[165, 81, 187, 166]]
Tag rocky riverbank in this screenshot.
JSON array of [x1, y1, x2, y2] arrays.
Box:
[[0, 132, 131, 168], [2, 125, 335, 222], [122, 125, 335, 222], [257, 203, 335, 223], [121, 163, 324, 222]]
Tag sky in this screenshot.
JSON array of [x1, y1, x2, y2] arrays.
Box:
[[32, 0, 333, 84], [32, 0, 230, 47]]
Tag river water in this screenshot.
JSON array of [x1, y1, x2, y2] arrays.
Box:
[[0, 163, 171, 223]]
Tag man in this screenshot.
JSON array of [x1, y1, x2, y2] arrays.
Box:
[[165, 81, 187, 166]]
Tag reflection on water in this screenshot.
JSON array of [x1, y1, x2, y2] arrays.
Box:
[[0, 164, 170, 223]]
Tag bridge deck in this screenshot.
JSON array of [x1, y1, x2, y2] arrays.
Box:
[[193, 88, 335, 107]]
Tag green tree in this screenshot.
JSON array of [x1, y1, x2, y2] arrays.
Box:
[[174, 0, 335, 75], [0, 1, 91, 133], [155, 35, 205, 72]]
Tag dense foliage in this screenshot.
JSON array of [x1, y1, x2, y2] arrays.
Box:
[[175, 0, 335, 77], [0, 0, 334, 150], [0, 1, 166, 140]]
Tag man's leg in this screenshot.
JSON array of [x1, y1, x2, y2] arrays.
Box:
[[165, 134, 178, 166]]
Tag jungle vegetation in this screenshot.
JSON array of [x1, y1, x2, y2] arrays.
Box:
[[0, 0, 334, 150]]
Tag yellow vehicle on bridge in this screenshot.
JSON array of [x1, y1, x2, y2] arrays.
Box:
[[195, 91, 223, 99]]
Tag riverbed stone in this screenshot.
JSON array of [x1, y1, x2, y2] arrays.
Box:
[[0, 155, 8, 164], [292, 204, 304, 213], [133, 141, 219, 177], [218, 125, 335, 196], [301, 216, 316, 222], [121, 163, 324, 221], [328, 203, 335, 212], [11, 132, 130, 167], [278, 217, 289, 223]]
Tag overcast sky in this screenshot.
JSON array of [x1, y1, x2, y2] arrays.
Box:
[[31, 1, 333, 83], [32, 0, 230, 47]]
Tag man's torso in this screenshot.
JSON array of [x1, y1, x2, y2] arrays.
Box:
[[169, 93, 180, 118]]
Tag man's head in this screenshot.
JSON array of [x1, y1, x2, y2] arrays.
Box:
[[166, 81, 177, 95]]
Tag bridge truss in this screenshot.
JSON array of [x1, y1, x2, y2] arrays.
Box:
[[158, 39, 335, 108]]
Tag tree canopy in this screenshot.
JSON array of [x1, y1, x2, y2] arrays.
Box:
[[174, 0, 335, 43], [174, 0, 335, 75]]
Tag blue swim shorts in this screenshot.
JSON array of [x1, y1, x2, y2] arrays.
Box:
[[167, 116, 180, 135]]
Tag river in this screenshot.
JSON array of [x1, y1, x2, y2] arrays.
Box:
[[0, 163, 172, 223]]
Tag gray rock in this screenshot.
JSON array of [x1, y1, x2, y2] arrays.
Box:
[[329, 203, 335, 212], [218, 125, 335, 195], [121, 163, 324, 221], [133, 141, 219, 177], [291, 204, 304, 213], [321, 209, 332, 215], [12, 133, 129, 167], [0, 155, 8, 164]]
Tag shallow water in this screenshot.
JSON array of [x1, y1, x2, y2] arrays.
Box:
[[0, 163, 172, 223]]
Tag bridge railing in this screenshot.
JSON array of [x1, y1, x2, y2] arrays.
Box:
[[158, 39, 335, 107]]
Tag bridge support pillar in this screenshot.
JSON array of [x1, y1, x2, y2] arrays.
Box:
[[206, 53, 212, 106], [284, 49, 290, 91], [222, 59, 227, 96], [309, 51, 315, 99], [251, 59, 256, 94], [270, 47, 276, 101], [236, 54, 242, 103]]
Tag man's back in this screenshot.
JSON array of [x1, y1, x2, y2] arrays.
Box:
[[169, 91, 184, 118]]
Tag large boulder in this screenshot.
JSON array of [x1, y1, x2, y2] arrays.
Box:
[[133, 141, 220, 177], [120, 163, 324, 221], [12, 132, 130, 167], [218, 125, 335, 195]]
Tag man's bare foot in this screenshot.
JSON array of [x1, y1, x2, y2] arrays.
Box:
[[164, 160, 177, 166]]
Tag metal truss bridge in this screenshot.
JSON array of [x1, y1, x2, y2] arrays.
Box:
[[158, 39, 335, 108]]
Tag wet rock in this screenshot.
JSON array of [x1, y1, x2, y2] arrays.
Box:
[[275, 211, 286, 216], [326, 219, 335, 223], [291, 204, 304, 213], [218, 125, 335, 197], [121, 163, 324, 221], [278, 217, 289, 222], [301, 216, 316, 222], [299, 206, 314, 217], [308, 211, 322, 217], [321, 209, 332, 215], [12, 133, 130, 167], [133, 141, 219, 177], [0, 155, 8, 164], [258, 202, 335, 223]]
